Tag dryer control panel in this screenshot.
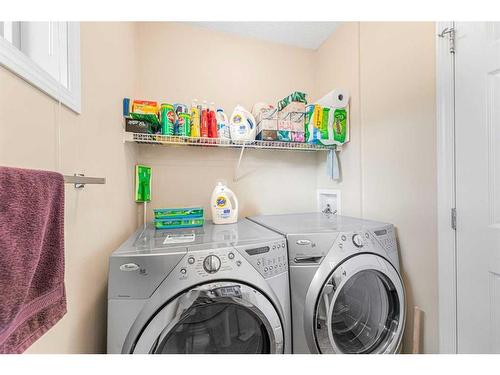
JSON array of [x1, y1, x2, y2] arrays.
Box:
[[372, 226, 397, 253], [332, 225, 397, 256], [237, 240, 288, 279]]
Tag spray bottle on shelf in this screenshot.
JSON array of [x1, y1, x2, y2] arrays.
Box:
[[200, 109, 209, 138], [208, 102, 218, 138], [190, 99, 201, 137], [211, 180, 239, 224]]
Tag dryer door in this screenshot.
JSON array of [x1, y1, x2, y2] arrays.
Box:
[[132, 281, 284, 354], [314, 254, 405, 354]]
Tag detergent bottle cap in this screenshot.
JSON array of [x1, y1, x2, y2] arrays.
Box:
[[216, 179, 227, 186]]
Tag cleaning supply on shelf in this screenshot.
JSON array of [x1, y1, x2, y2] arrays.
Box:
[[277, 111, 292, 142], [216, 109, 230, 139], [130, 100, 160, 131], [321, 107, 330, 139], [125, 118, 151, 133], [314, 89, 350, 146], [176, 113, 191, 136], [160, 103, 175, 135], [123, 98, 130, 117], [290, 112, 305, 143], [305, 104, 322, 144], [190, 100, 201, 137], [277, 91, 307, 111], [201, 108, 209, 138], [130, 112, 160, 128], [132, 100, 158, 115], [254, 103, 278, 141], [332, 107, 349, 144], [230, 105, 256, 141], [135, 165, 152, 202], [211, 180, 238, 224], [208, 105, 218, 138], [278, 92, 307, 143]]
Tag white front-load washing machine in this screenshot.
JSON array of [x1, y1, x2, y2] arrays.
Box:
[[107, 219, 291, 354], [249, 213, 406, 354]]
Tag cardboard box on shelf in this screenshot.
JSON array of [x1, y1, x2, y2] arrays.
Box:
[[278, 111, 293, 131], [292, 132, 305, 143], [256, 129, 278, 141], [125, 117, 152, 133], [277, 130, 292, 142], [256, 107, 278, 141]]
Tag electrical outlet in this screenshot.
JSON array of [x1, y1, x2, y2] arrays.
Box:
[[317, 189, 341, 215]]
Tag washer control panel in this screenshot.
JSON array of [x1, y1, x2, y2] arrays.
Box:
[[238, 240, 288, 278], [179, 250, 240, 280], [337, 231, 374, 252]]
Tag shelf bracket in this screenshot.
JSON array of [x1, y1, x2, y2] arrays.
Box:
[[234, 142, 246, 182]]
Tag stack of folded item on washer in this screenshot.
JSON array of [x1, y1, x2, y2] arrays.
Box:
[[153, 207, 204, 229]]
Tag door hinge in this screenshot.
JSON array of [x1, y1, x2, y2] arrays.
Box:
[[438, 26, 456, 54], [451, 208, 457, 230]]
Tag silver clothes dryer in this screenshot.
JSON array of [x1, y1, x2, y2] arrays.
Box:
[[107, 219, 291, 354], [249, 213, 406, 354]]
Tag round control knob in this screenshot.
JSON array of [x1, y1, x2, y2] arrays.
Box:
[[203, 255, 221, 274], [188, 257, 195, 264], [352, 234, 364, 248], [228, 252, 235, 260]]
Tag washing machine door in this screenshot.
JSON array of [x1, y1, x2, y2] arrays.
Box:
[[132, 281, 284, 354], [313, 254, 405, 354]]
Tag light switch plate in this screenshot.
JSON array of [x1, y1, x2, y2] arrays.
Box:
[[317, 189, 341, 215]]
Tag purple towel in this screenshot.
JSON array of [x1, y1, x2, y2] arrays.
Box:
[[0, 166, 66, 353]]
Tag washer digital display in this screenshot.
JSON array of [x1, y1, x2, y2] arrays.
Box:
[[246, 246, 270, 256]]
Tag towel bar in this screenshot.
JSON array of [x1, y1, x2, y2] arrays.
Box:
[[63, 174, 106, 189]]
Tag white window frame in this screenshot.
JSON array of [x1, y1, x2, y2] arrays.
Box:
[[0, 22, 81, 114]]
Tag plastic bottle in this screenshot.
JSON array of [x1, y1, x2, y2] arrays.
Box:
[[200, 109, 209, 138], [216, 109, 230, 139], [211, 180, 239, 224], [190, 99, 200, 137], [208, 102, 217, 138], [230, 105, 257, 141]]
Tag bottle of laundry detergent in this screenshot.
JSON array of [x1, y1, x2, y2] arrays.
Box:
[[211, 181, 239, 224], [216, 109, 230, 139], [230, 105, 256, 141]]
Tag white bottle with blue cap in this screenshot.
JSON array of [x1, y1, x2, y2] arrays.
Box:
[[211, 180, 239, 224]]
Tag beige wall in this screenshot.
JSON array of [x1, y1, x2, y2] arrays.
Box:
[[314, 22, 362, 217], [136, 23, 319, 220], [0, 22, 139, 353], [315, 22, 438, 353], [360, 22, 437, 353]]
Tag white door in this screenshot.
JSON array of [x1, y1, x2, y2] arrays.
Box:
[[455, 22, 500, 353]]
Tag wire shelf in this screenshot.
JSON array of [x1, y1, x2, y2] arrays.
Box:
[[124, 132, 336, 152]]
